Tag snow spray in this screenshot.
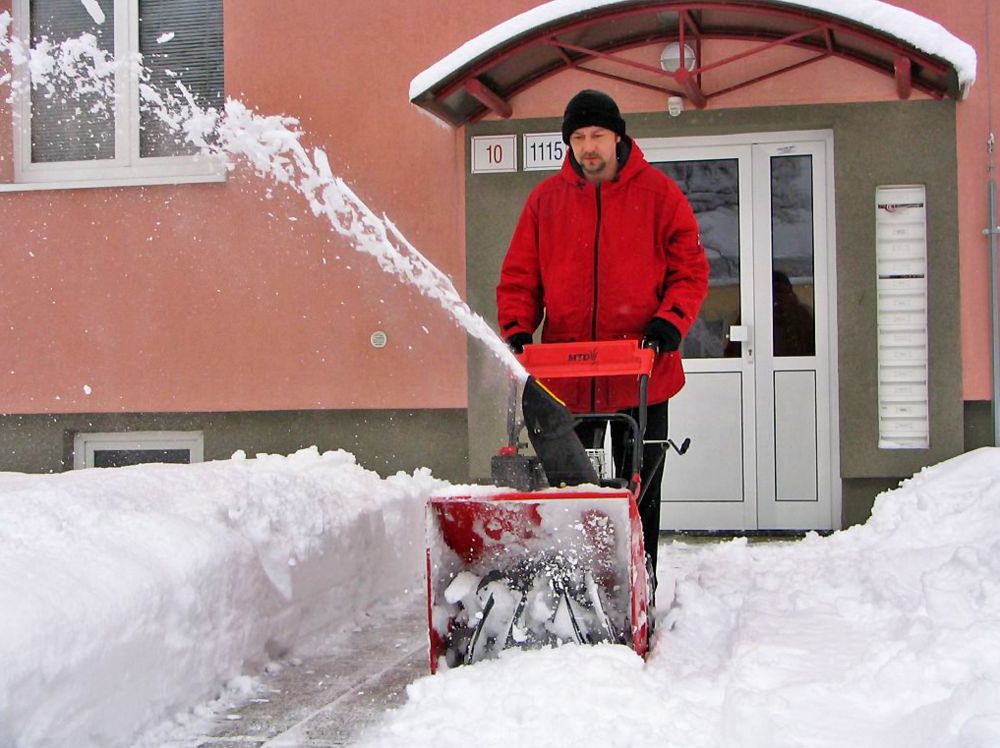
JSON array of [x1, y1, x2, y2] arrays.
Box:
[[0, 12, 527, 381]]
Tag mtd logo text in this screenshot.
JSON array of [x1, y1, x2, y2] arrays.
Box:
[[567, 348, 599, 362]]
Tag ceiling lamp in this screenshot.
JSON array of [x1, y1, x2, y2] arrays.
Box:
[[659, 41, 697, 73]]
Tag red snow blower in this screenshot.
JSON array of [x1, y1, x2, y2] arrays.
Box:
[[425, 340, 660, 673]]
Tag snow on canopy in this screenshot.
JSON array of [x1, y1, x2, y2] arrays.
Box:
[[409, 0, 977, 102]]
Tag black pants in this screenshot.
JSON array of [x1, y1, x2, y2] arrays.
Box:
[[575, 400, 668, 586]]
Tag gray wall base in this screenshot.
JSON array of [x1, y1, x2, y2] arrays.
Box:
[[0, 409, 469, 481]]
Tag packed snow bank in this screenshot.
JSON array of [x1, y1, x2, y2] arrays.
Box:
[[362, 448, 1000, 748], [0, 448, 442, 748]]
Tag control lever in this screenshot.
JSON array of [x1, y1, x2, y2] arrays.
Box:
[[645, 437, 691, 455], [668, 437, 690, 455]]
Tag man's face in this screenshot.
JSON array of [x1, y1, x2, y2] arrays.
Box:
[[569, 126, 620, 183]]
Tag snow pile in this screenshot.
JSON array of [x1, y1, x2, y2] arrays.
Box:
[[0, 448, 441, 748], [362, 448, 1000, 748], [409, 0, 977, 103], [2, 437, 998, 748]]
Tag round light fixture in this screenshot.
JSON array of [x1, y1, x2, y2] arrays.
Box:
[[660, 42, 697, 73]]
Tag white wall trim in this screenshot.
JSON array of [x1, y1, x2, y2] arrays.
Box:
[[0, 171, 226, 192]]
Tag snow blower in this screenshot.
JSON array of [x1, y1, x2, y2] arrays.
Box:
[[425, 340, 660, 672]]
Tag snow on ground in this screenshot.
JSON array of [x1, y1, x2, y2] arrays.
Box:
[[0, 448, 442, 748], [360, 448, 1000, 748], [3, 447, 1000, 747]]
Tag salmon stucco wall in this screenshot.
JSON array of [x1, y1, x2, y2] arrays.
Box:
[[0, 0, 500, 414], [949, 1, 1000, 402], [0, 0, 996, 418]]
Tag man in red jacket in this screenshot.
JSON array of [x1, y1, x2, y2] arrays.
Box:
[[496, 89, 708, 583]]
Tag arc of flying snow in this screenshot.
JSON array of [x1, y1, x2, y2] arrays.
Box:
[[0, 28, 525, 378], [315, 155, 506, 353], [171, 82, 524, 376], [79, 0, 106, 25]]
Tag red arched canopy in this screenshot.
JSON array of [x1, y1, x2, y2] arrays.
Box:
[[410, 0, 975, 126]]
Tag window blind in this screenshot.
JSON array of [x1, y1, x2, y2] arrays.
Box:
[[138, 0, 224, 158], [29, 0, 115, 163]]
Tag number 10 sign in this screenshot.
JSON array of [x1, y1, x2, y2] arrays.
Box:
[[471, 135, 516, 173]]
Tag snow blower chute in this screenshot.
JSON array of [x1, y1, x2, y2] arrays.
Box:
[[426, 340, 657, 672]]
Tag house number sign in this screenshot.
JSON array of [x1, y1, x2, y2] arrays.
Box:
[[471, 133, 571, 173], [523, 132, 566, 171], [471, 135, 516, 173]]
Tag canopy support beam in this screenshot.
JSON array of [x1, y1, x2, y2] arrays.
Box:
[[894, 56, 913, 99], [465, 78, 512, 119]]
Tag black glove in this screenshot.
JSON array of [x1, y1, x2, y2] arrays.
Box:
[[642, 317, 682, 354], [506, 332, 533, 354]]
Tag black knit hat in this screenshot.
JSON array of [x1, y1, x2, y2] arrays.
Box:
[[561, 89, 627, 144]]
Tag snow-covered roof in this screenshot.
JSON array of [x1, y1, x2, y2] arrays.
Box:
[[410, 0, 977, 125]]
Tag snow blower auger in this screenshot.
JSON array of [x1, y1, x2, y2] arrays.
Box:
[[426, 340, 659, 673]]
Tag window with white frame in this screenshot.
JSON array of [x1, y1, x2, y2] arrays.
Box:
[[10, 0, 224, 189], [72, 430, 205, 469]]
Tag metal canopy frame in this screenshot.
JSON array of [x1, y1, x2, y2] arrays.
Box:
[[411, 1, 963, 126]]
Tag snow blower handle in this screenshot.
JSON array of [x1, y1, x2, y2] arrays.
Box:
[[517, 341, 655, 489], [516, 340, 655, 380]]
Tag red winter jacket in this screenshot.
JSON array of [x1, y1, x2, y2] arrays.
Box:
[[497, 140, 708, 413]]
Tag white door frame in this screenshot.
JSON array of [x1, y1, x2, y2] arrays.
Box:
[[639, 130, 841, 531]]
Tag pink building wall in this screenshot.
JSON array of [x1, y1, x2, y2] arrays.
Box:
[[0, 0, 482, 414], [947, 0, 1000, 402], [0, 0, 995, 416]]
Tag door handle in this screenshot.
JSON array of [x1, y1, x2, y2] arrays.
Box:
[[729, 325, 753, 362]]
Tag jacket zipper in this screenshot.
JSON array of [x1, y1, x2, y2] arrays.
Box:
[[590, 185, 602, 412]]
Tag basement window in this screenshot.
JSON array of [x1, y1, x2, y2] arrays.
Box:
[[72, 430, 204, 469]]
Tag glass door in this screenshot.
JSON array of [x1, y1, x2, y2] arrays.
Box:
[[648, 143, 759, 530], [641, 133, 836, 531], [752, 140, 834, 530]]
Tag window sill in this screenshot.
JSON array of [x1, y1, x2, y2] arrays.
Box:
[[0, 171, 227, 193]]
